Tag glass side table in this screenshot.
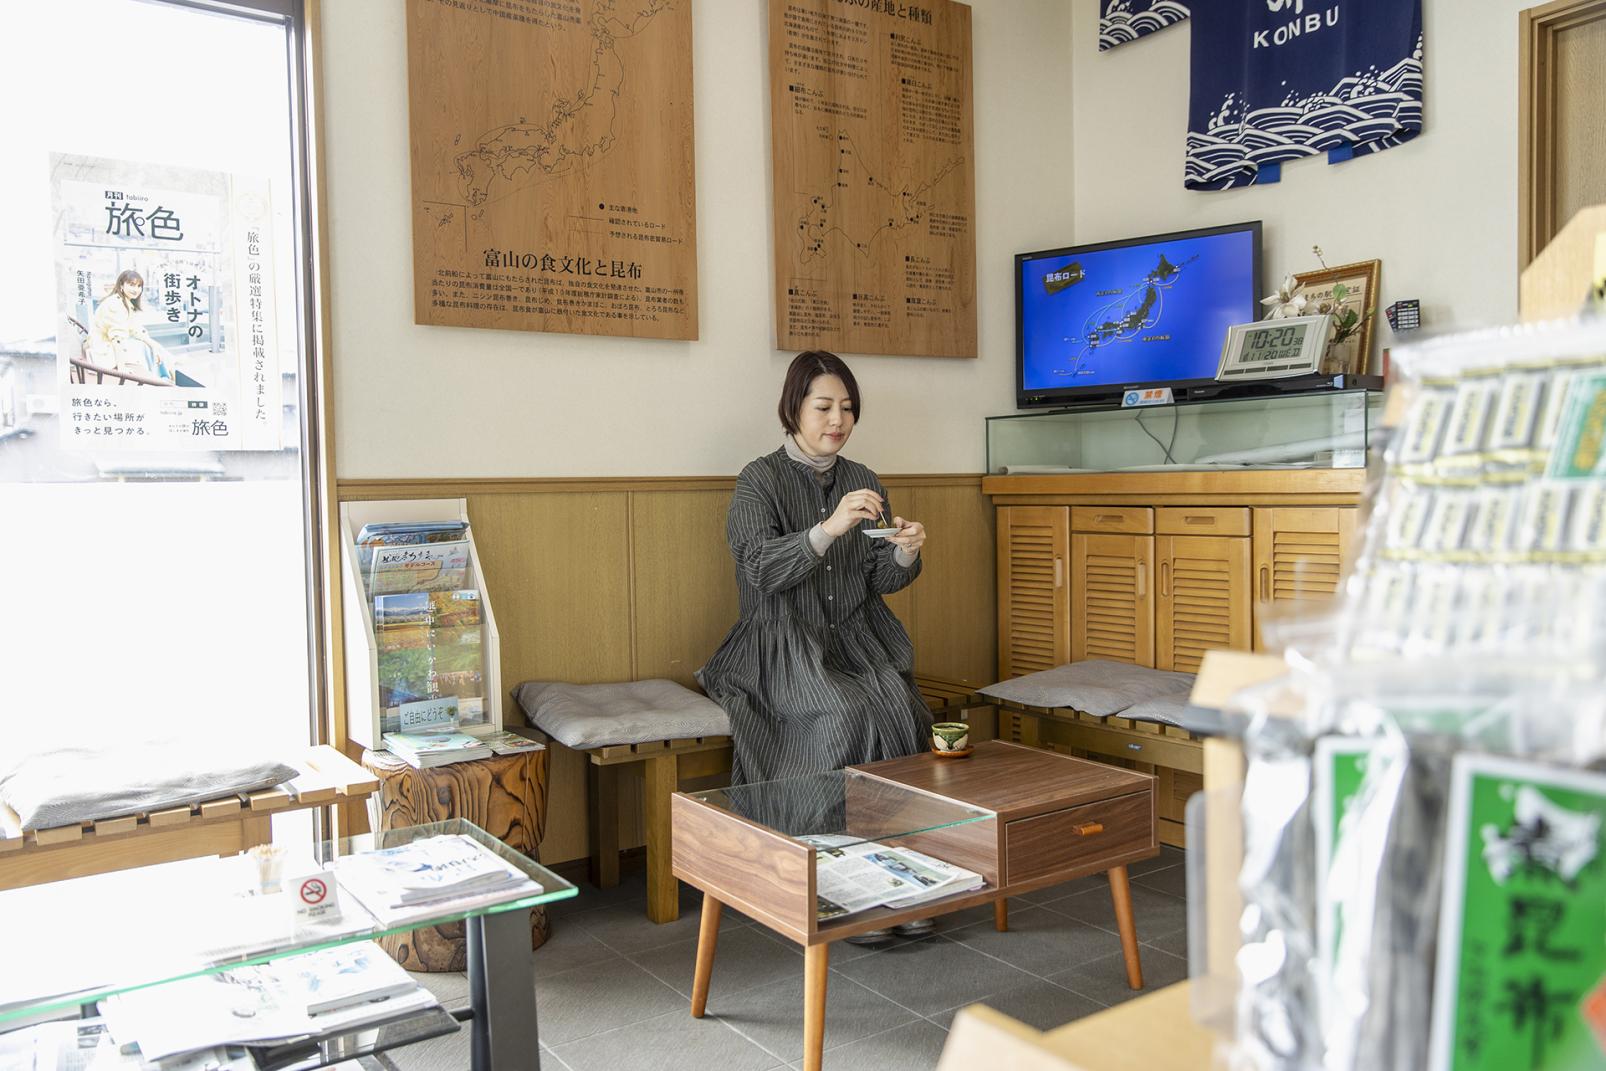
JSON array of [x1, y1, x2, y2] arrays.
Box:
[[0, 818, 576, 1071]]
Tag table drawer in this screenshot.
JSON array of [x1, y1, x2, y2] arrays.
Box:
[[1071, 507, 1153, 534], [1156, 507, 1251, 537], [1004, 790, 1154, 886]]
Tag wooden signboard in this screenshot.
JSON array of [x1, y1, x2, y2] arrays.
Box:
[[769, 0, 977, 358], [406, 0, 698, 340]]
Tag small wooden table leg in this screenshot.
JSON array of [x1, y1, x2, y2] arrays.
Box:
[[803, 943, 829, 1071], [643, 753, 680, 923], [994, 898, 1008, 932], [587, 761, 620, 889], [1107, 864, 1144, 989], [690, 895, 723, 1018]]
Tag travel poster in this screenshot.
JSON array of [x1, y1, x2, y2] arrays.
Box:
[[50, 152, 281, 452]]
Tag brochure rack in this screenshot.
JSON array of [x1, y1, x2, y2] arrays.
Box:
[[339, 498, 503, 751]]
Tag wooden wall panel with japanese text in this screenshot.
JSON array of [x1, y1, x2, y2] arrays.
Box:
[[769, 0, 977, 357], [406, 0, 698, 339]]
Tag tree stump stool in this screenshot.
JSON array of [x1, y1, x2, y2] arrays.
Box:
[[361, 746, 551, 972]]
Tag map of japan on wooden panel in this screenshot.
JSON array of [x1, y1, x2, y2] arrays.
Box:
[[769, 0, 976, 358], [406, 0, 697, 339]]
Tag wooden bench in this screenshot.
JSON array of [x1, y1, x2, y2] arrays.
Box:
[[584, 675, 994, 923], [991, 699, 1202, 848], [0, 745, 379, 892], [584, 735, 733, 923]]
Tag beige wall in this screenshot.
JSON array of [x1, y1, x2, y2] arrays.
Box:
[[320, 0, 1077, 479], [1070, 0, 1536, 348]]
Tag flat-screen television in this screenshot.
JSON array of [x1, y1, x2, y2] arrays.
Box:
[[1016, 221, 1262, 407]]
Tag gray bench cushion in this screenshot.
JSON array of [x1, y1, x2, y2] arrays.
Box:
[[514, 679, 731, 750], [1119, 691, 1189, 728], [977, 659, 1195, 717], [0, 743, 298, 832]]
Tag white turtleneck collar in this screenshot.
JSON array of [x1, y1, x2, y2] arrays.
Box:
[[783, 434, 838, 474]]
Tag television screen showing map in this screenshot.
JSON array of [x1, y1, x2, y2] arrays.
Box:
[[1019, 227, 1256, 393]]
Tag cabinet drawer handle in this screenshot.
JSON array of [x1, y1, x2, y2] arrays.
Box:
[[1095, 514, 1122, 525], [1072, 822, 1104, 836], [1054, 556, 1064, 589], [1184, 515, 1213, 526], [1136, 564, 1146, 598], [1259, 565, 1271, 601], [1160, 561, 1170, 598]]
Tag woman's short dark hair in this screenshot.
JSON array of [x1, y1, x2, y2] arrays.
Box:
[[778, 350, 860, 434]]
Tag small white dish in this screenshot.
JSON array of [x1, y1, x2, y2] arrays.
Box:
[[862, 527, 901, 539]]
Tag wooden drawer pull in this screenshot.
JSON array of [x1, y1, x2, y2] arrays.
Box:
[[1184, 515, 1213, 526], [1071, 822, 1104, 836], [1095, 514, 1122, 524]]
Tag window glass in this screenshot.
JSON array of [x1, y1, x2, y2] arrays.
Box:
[[0, 0, 315, 759]]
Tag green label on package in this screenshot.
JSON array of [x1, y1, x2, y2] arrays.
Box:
[[1548, 373, 1606, 480], [1429, 755, 1606, 1071]]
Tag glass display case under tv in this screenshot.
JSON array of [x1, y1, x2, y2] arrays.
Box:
[[986, 388, 1384, 475]]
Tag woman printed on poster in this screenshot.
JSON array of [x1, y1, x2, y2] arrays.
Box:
[[89, 270, 177, 384]]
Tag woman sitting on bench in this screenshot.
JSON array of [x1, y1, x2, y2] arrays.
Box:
[[698, 351, 932, 943]]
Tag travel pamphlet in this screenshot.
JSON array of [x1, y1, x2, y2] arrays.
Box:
[[801, 835, 985, 922], [373, 589, 486, 731], [99, 946, 436, 1062], [275, 941, 421, 1016], [381, 730, 492, 769], [335, 833, 541, 927], [0, 1017, 254, 1070], [479, 729, 546, 755], [367, 540, 472, 597]]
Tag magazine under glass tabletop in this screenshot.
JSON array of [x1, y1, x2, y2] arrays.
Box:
[[0, 817, 576, 1071]]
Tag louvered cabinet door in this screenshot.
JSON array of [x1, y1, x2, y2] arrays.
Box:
[[1156, 535, 1251, 672], [996, 507, 1070, 677], [1251, 507, 1358, 650], [1071, 532, 1154, 667]]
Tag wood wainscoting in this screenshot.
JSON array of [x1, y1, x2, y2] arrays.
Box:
[[337, 474, 998, 865]]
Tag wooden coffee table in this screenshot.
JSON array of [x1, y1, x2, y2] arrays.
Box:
[[670, 741, 1158, 1071]]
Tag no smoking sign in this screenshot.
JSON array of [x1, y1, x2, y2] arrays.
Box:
[[288, 868, 342, 924]]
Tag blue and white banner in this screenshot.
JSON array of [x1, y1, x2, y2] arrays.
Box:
[[1099, 0, 1190, 52], [1186, 0, 1423, 191]]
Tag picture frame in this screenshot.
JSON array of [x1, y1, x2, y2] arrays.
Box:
[[1293, 259, 1381, 376]]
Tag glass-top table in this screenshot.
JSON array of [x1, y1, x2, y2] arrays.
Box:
[[0, 818, 575, 1070], [685, 767, 994, 848]]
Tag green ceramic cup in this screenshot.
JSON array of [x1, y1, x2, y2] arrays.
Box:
[[931, 721, 970, 752]]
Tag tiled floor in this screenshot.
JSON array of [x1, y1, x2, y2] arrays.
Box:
[[390, 847, 1188, 1071]]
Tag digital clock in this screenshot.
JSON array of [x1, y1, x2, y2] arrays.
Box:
[[1216, 313, 1332, 381]]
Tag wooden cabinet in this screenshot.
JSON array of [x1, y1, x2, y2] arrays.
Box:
[[1071, 531, 1154, 667], [1156, 534, 1251, 672], [987, 473, 1364, 850], [997, 480, 1361, 675], [1251, 506, 1358, 650], [996, 506, 1070, 678]]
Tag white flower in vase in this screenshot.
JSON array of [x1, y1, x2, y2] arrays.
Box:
[[1261, 274, 1307, 320]]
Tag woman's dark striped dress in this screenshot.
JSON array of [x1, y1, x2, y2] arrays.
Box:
[[697, 447, 930, 785]]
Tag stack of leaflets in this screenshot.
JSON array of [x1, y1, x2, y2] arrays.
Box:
[[479, 729, 546, 755], [0, 1017, 255, 1070], [336, 833, 541, 927], [355, 520, 467, 565], [98, 942, 434, 1063], [374, 589, 486, 731], [801, 835, 986, 922], [381, 730, 492, 768], [356, 521, 472, 599]]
